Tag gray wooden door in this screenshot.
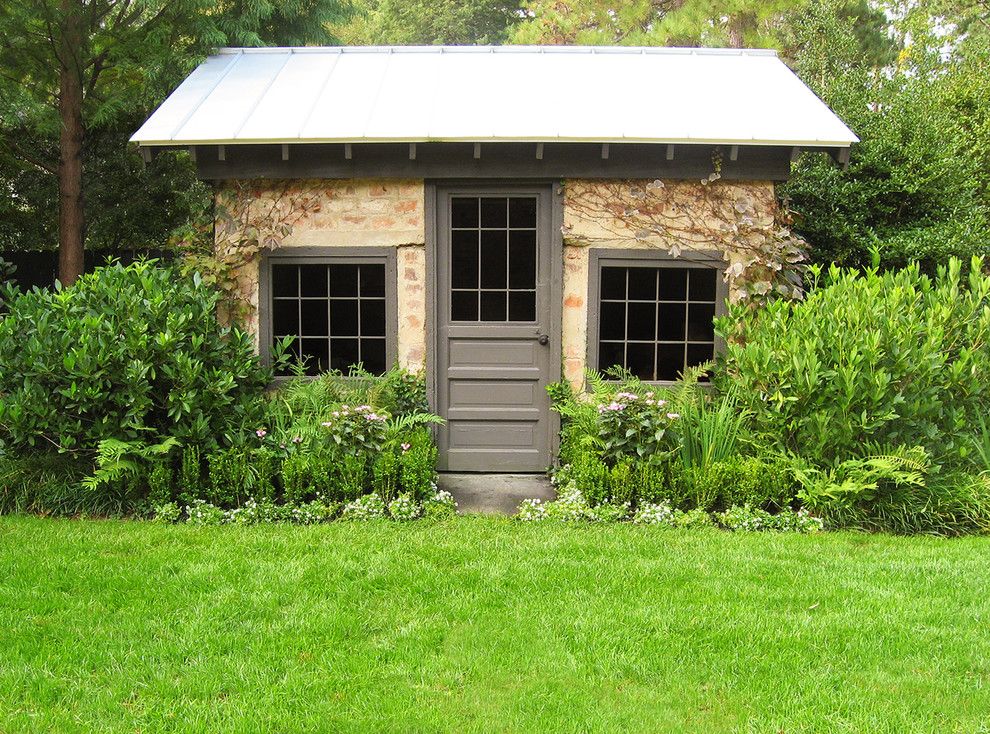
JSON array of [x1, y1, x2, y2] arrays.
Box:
[[435, 186, 557, 472]]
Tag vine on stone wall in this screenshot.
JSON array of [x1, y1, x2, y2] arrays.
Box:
[[563, 150, 808, 305], [172, 180, 321, 325]]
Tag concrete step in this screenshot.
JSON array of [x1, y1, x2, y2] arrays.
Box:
[[437, 473, 557, 516]]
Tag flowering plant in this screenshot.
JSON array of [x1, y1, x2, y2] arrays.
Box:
[[595, 389, 680, 463]]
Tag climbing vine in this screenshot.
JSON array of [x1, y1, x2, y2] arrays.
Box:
[[171, 180, 322, 325], [563, 149, 808, 305]]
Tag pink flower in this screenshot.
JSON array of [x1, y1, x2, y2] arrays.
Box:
[[401, 442, 411, 453], [321, 421, 333, 427], [666, 412, 680, 420], [255, 429, 267, 438], [291, 436, 303, 444]]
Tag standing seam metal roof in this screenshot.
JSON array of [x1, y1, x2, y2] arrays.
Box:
[[131, 46, 859, 147]]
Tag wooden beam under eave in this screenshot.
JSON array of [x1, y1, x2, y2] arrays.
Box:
[[729, 145, 739, 162], [665, 144, 675, 160], [601, 143, 609, 160], [838, 147, 850, 171], [281, 144, 289, 161], [344, 143, 352, 160], [789, 146, 801, 163], [473, 142, 481, 159], [535, 143, 544, 160], [218, 145, 226, 161], [409, 143, 417, 160]]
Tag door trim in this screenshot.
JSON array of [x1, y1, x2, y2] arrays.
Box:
[[426, 181, 563, 471]]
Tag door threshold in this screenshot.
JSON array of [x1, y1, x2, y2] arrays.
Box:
[[437, 473, 556, 515]]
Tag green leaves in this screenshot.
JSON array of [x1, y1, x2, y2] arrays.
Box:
[[718, 257, 990, 470], [0, 260, 271, 456]]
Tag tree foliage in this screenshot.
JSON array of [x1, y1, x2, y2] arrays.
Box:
[[783, 1, 990, 269], [335, 0, 522, 45], [0, 0, 349, 282]]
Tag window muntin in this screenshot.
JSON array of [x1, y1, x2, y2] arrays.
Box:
[[450, 195, 538, 322], [270, 261, 388, 376], [596, 263, 720, 382]]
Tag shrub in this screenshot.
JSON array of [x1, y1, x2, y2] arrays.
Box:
[[793, 447, 990, 535], [0, 260, 270, 455], [398, 427, 438, 501], [717, 258, 990, 468], [684, 455, 797, 512]]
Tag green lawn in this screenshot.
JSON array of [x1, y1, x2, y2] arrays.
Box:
[[1, 517, 988, 733]]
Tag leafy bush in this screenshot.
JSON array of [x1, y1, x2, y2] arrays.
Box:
[[0, 260, 271, 455], [718, 258, 990, 468], [683, 455, 796, 512]]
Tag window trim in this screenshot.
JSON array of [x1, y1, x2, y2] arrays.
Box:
[[258, 246, 398, 375], [586, 248, 729, 384]]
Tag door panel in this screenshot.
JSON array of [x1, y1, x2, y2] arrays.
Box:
[[436, 187, 556, 472]]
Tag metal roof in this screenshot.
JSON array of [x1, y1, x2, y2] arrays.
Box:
[[131, 46, 858, 148]]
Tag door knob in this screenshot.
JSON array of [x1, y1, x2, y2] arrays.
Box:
[[538, 334, 550, 345]]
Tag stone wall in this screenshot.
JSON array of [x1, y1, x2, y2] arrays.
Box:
[[224, 176, 777, 389], [223, 178, 428, 371], [559, 178, 777, 388]]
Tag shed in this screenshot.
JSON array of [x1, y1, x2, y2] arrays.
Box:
[[134, 45, 857, 472]]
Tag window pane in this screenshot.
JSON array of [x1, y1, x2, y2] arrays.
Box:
[[480, 229, 508, 288], [360, 265, 386, 297], [451, 291, 478, 321], [451, 230, 479, 288], [627, 268, 657, 300], [300, 339, 329, 375], [480, 290, 507, 321], [330, 338, 360, 372], [690, 269, 717, 301], [657, 303, 686, 340], [300, 301, 329, 336], [329, 299, 359, 336], [451, 197, 478, 228], [687, 343, 715, 368], [626, 343, 656, 381], [627, 302, 656, 341], [272, 265, 298, 297], [656, 344, 684, 381], [329, 264, 358, 297], [509, 197, 537, 228], [508, 230, 536, 288], [687, 303, 716, 341], [272, 299, 298, 336], [658, 268, 688, 300], [600, 301, 625, 340], [361, 339, 387, 375], [508, 291, 536, 322], [601, 267, 626, 300], [300, 265, 328, 297], [481, 197, 507, 228], [598, 342, 625, 372], [360, 299, 386, 337]]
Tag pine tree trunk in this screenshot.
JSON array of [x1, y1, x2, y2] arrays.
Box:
[[57, 0, 85, 286]]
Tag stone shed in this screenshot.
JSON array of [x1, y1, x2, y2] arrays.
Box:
[[133, 46, 856, 472]]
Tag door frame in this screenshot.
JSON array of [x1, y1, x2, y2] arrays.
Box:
[[425, 180, 564, 470]]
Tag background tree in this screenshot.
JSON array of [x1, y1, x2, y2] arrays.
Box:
[[334, 0, 523, 45], [0, 0, 349, 285], [783, 1, 990, 268]]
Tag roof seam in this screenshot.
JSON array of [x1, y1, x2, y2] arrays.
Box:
[[232, 50, 295, 140], [167, 51, 243, 141]]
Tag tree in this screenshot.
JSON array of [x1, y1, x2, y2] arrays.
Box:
[[783, 1, 990, 269], [0, 0, 349, 285], [335, 0, 523, 45]]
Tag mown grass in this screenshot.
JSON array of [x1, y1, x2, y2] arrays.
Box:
[[1, 516, 988, 733]]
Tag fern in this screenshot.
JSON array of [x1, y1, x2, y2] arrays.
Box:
[[82, 437, 180, 492]]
